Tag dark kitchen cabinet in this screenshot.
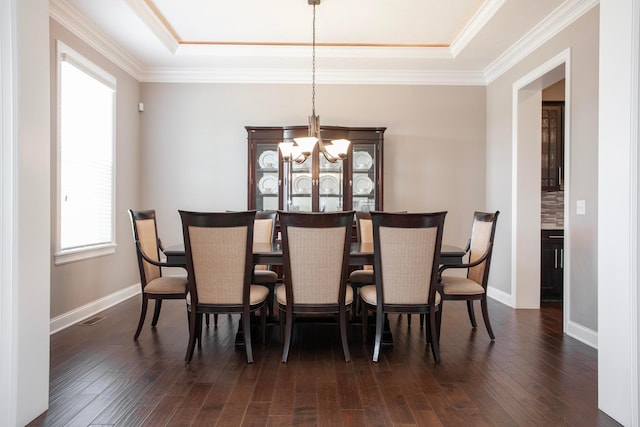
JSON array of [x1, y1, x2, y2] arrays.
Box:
[[541, 229, 564, 301], [541, 101, 564, 190]]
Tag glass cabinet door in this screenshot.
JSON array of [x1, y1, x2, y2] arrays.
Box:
[[318, 154, 345, 212], [254, 143, 280, 211], [351, 143, 377, 212], [287, 155, 313, 212]]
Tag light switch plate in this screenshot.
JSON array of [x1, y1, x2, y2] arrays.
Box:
[[577, 199, 586, 215]]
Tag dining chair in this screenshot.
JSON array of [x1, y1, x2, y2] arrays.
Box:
[[253, 211, 279, 319], [349, 211, 415, 325], [360, 211, 447, 362], [129, 209, 188, 340], [179, 210, 269, 364], [437, 211, 500, 340], [348, 211, 373, 317], [276, 210, 355, 363]]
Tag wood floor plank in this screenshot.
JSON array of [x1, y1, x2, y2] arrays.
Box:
[[31, 297, 621, 427]]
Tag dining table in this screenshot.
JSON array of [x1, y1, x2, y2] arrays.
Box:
[[163, 241, 466, 267], [163, 241, 466, 346]]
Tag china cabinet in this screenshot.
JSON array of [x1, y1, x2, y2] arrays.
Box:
[[247, 126, 385, 212]]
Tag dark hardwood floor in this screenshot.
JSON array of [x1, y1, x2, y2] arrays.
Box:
[[30, 297, 620, 426]]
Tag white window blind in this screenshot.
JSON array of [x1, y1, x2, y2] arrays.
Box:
[[55, 41, 116, 264]]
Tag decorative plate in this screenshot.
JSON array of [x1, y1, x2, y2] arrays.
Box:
[[293, 175, 312, 194], [353, 175, 373, 194], [258, 150, 278, 169], [258, 174, 278, 194], [319, 175, 339, 194], [353, 151, 373, 170]]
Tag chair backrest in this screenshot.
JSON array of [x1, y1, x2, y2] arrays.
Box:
[[253, 211, 277, 270], [129, 209, 162, 287], [355, 211, 373, 270], [467, 211, 500, 287], [279, 211, 354, 305], [179, 210, 256, 306], [371, 211, 447, 306]]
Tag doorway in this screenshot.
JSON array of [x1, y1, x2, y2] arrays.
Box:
[[511, 49, 570, 333]]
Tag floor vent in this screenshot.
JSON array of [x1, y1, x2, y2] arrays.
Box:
[[78, 316, 105, 326]]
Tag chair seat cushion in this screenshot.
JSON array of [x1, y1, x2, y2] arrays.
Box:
[[253, 269, 278, 284], [348, 269, 374, 285], [275, 284, 354, 305], [440, 275, 485, 295], [186, 285, 270, 306], [360, 285, 441, 306], [145, 276, 187, 294]]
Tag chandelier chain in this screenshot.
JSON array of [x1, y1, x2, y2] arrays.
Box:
[[311, 3, 316, 116]]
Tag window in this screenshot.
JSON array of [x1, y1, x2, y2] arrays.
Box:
[[55, 41, 116, 264]]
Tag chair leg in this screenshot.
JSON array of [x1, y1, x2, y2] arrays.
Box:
[[281, 307, 294, 363], [372, 306, 384, 362], [467, 300, 478, 328], [150, 299, 162, 327], [213, 314, 218, 327], [260, 304, 267, 344], [481, 296, 495, 340], [197, 312, 203, 348], [134, 295, 149, 340], [420, 314, 425, 328], [205, 313, 210, 327], [185, 309, 199, 362], [339, 306, 351, 362], [407, 314, 412, 326], [436, 303, 443, 343], [243, 310, 254, 364], [361, 300, 369, 343], [428, 310, 441, 363]]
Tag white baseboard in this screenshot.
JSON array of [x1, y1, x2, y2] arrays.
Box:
[[566, 319, 598, 349], [50, 284, 141, 335], [487, 285, 515, 307]]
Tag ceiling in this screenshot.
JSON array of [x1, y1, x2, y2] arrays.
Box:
[[50, 0, 597, 84]]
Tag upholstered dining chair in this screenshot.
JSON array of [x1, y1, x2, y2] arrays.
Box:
[[129, 209, 189, 340], [253, 211, 279, 319], [211, 210, 279, 326], [179, 210, 269, 364], [276, 211, 355, 363], [360, 211, 447, 362], [348, 212, 373, 317], [438, 211, 500, 340]]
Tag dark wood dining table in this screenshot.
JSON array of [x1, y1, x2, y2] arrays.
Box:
[[164, 242, 466, 267], [163, 241, 465, 346]]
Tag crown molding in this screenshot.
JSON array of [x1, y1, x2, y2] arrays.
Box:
[[49, 0, 145, 80], [483, 0, 599, 84], [124, 0, 178, 53], [141, 67, 487, 85], [450, 0, 506, 57]]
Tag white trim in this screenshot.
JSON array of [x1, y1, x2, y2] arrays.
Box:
[[50, 284, 140, 335], [486, 285, 514, 307], [141, 67, 487, 85], [631, 0, 640, 422], [450, 0, 506, 57], [0, 0, 17, 424], [511, 48, 571, 310], [484, 0, 598, 84], [566, 320, 598, 349], [49, 0, 144, 80], [54, 243, 116, 265]]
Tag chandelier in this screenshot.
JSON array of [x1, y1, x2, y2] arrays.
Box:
[[278, 0, 350, 164]]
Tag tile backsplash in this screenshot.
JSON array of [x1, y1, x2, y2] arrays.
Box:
[[541, 190, 564, 229]]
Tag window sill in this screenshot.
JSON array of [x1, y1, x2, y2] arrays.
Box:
[[54, 243, 116, 265]]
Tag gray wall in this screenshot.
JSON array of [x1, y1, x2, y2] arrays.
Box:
[[139, 83, 487, 252], [486, 7, 599, 329], [49, 19, 141, 319]]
